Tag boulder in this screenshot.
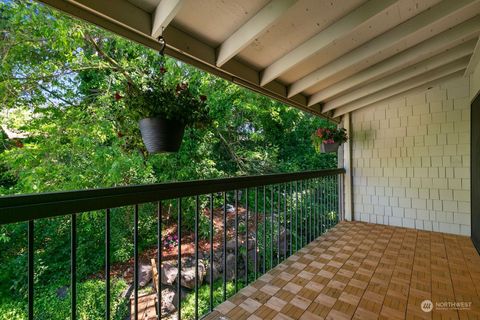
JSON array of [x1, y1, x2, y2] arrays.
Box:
[[205, 263, 221, 284], [138, 263, 152, 287], [178, 263, 206, 289], [172, 286, 190, 307], [226, 239, 237, 251], [160, 286, 176, 314], [225, 254, 236, 280], [161, 262, 178, 285]]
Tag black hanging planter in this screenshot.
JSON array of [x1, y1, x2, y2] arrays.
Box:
[[320, 142, 340, 153], [139, 117, 185, 153]]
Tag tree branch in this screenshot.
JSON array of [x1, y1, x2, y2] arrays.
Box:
[[83, 33, 137, 89], [216, 129, 248, 172]]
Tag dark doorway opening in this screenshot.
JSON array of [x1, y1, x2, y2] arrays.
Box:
[[472, 92, 480, 253]]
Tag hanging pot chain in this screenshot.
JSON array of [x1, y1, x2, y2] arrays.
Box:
[[158, 36, 166, 68]]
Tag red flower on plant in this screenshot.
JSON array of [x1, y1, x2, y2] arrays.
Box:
[[114, 92, 123, 101], [175, 82, 188, 93], [117, 131, 124, 138], [14, 140, 24, 148], [159, 66, 167, 74], [199, 95, 207, 102]]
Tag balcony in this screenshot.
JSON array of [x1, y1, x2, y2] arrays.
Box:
[[2, 0, 480, 319]]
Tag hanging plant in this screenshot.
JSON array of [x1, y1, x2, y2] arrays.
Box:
[[122, 37, 210, 153], [312, 126, 348, 153]]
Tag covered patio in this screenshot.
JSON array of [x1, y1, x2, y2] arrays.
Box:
[[2, 0, 480, 319]]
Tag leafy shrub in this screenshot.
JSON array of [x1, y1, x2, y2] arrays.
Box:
[[0, 279, 128, 320]]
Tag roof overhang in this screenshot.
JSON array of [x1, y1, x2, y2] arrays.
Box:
[[39, 0, 480, 121]]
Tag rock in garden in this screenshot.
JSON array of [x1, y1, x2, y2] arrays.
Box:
[[226, 239, 237, 251], [225, 254, 236, 280], [205, 263, 220, 284], [178, 264, 206, 289], [214, 252, 223, 267], [161, 286, 176, 313], [161, 262, 178, 285], [172, 286, 190, 307], [139, 263, 152, 287]]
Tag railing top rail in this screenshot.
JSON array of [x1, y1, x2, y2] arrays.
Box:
[[0, 168, 345, 225]]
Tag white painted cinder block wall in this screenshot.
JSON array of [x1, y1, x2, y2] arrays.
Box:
[[350, 76, 471, 236]]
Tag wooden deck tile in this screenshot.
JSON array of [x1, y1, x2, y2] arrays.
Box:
[[205, 222, 480, 320]]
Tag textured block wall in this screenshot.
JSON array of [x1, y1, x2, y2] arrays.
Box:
[[351, 76, 471, 235]]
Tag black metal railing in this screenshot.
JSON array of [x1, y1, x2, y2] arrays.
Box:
[[0, 168, 345, 320]]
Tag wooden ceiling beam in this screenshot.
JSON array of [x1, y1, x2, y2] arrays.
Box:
[[308, 17, 480, 106], [288, 0, 478, 98], [332, 60, 468, 117], [151, 0, 185, 39], [259, 0, 397, 87], [323, 43, 474, 112], [465, 36, 480, 76], [216, 0, 296, 67]]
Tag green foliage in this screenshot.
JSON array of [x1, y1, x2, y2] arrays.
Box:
[[122, 63, 210, 126], [0, 279, 128, 320], [181, 279, 239, 320]]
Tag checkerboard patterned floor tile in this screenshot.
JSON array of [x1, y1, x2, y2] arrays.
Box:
[[205, 221, 480, 320]]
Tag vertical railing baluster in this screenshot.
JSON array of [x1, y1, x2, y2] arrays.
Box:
[[341, 174, 345, 222], [322, 177, 326, 233], [327, 176, 331, 230], [254, 188, 258, 280], [283, 183, 287, 260], [305, 180, 312, 244], [209, 194, 214, 310], [336, 175, 339, 222], [223, 192, 227, 301], [245, 188, 249, 285], [71, 214, 77, 320], [295, 181, 298, 253], [338, 174, 343, 222], [315, 179, 319, 236], [329, 175, 333, 228], [195, 196, 199, 320], [157, 203, 161, 320], [312, 180, 316, 240], [299, 180, 303, 249], [333, 175, 336, 226], [262, 186, 266, 275], [177, 199, 182, 320], [305, 180, 312, 245], [309, 179, 315, 242], [134, 205, 139, 320], [330, 176, 333, 228], [235, 190, 238, 293], [28, 220, 34, 320], [105, 209, 111, 320], [277, 184, 280, 265], [289, 182, 292, 257], [270, 187, 273, 270]]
